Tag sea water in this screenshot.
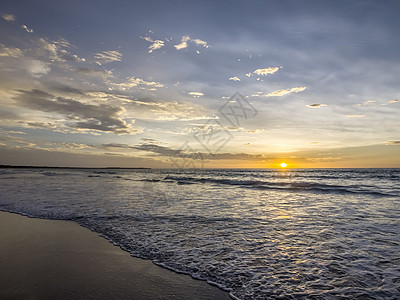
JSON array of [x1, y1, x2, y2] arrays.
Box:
[[0, 168, 399, 299]]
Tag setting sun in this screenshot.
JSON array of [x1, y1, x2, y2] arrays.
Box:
[[280, 163, 287, 168]]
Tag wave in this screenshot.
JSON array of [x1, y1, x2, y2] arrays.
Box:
[[163, 176, 397, 197]]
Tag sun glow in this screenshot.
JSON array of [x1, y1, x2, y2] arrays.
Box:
[[280, 162, 287, 168]]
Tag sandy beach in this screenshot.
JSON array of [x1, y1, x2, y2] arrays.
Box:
[[0, 211, 231, 299]]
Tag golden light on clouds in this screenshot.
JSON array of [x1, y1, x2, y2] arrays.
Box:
[[0, 1, 399, 168]]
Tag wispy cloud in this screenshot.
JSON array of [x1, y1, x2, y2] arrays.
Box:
[[22, 38, 86, 63], [188, 91, 204, 97], [76, 68, 113, 78], [264, 87, 307, 97], [58, 50, 86, 62], [356, 100, 376, 107], [174, 36, 209, 50], [94, 50, 122, 65], [37, 38, 57, 58], [113, 76, 164, 89], [385, 140, 400, 145], [53, 38, 71, 48], [363, 100, 376, 105], [306, 156, 343, 163], [0, 45, 22, 57], [100, 142, 268, 161], [306, 103, 327, 108], [128, 99, 213, 121], [381, 99, 398, 106], [101, 142, 182, 157], [21, 24, 33, 33], [229, 76, 240, 81], [253, 67, 279, 76], [26, 60, 50, 76], [346, 115, 366, 118], [141, 36, 165, 53], [1, 13, 15, 22], [149, 40, 164, 53]]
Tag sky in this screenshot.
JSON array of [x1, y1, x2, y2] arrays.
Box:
[[0, 0, 399, 168]]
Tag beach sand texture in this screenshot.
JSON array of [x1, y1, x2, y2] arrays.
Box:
[[0, 211, 231, 299]]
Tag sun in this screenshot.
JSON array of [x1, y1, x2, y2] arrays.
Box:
[[280, 162, 287, 168]]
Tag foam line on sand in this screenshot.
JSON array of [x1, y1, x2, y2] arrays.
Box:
[[0, 211, 231, 299]]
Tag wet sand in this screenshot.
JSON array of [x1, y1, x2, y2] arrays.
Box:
[[0, 211, 231, 299]]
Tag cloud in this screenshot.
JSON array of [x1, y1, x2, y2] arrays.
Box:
[[0, 107, 19, 120], [36, 38, 59, 60], [141, 138, 157, 143], [229, 77, 240, 81], [100, 142, 270, 162], [1, 13, 15, 22], [174, 35, 191, 50], [94, 50, 122, 64], [356, 100, 376, 107], [129, 99, 212, 121], [346, 115, 366, 118], [102, 142, 181, 157], [174, 36, 209, 50], [18, 38, 84, 63], [25, 122, 58, 129], [48, 84, 84, 95], [1, 38, 86, 82], [33, 38, 84, 63], [385, 140, 400, 145], [113, 76, 164, 89], [149, 40, 164, 53], [14, 89, 139, 134], [26, 60, 50, 76], [58, 50, 86, 62], [306, 103, 327, 108], [141, 36, 165, 53], [305, 156, 343, 163], [188, 91, 204, 97], [21, 24, 33, 33], [363, 100, 376, 105], [56, 142, 92, 151], [0, 45, 22, 57], [253, 67, 279, 76], [381, 99, 398, 106], [77, 68, 113, 77], [101, 143, 136, 149], [264, 87, 307, 97], [53, 38, 71, 48], [191, 38, 210, 48]]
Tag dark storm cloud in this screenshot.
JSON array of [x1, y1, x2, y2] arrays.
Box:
[[14, 89, 134, 134]]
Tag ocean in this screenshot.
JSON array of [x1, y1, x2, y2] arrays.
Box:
[[0, 168, 399, 299]]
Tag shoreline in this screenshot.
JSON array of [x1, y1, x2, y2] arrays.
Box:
[[0, 211, 231, 299]]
